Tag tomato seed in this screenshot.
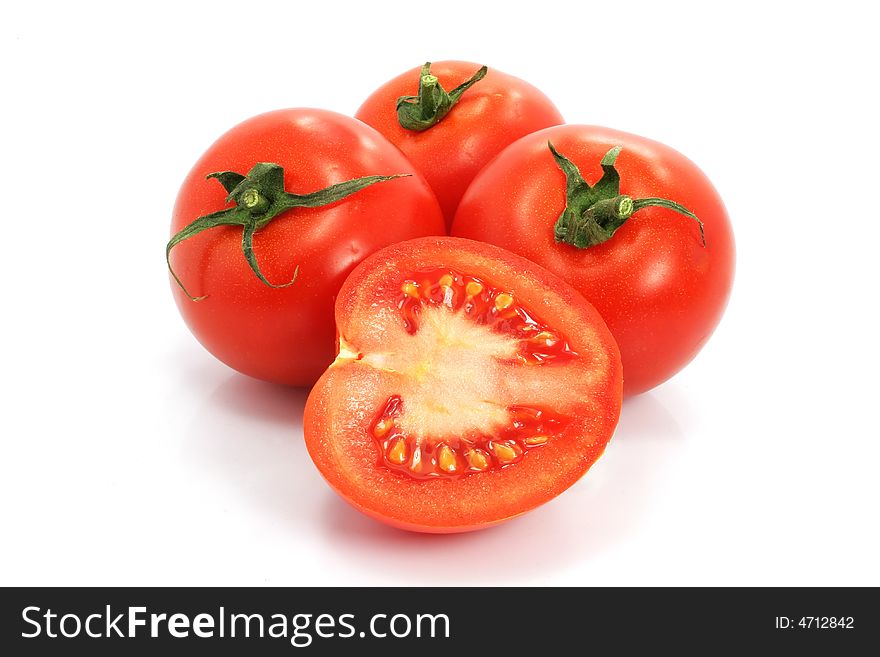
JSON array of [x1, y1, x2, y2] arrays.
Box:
[[387, 437, 409, 465], [466, 449, 491, 471], [373, 417, 394, 438], [491, 441, 519, 463], [402, 281, 420, 298], [494, 293, 514, 311], [465, 281, 483, 297], [437, 445, 459, 474]]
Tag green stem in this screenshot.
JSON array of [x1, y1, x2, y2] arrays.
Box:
[[549, 143, 706, 249], [167, 163, 409, 301], [632, 197, 705, 245], [418, 70, 441, 118], [165, 210, 244, 301], [396, 62, 488, 131]]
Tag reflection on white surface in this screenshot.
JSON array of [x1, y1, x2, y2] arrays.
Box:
[[184, 375, 687, 585], [182, 375, 316, 529], [315, 392, 686, 584]]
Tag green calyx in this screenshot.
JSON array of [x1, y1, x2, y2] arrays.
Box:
[[396, 62, 488, 131], [549, 143, 705, 249], [166, 163, 408, 301]]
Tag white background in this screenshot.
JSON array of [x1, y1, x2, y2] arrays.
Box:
[[2, 1, 878, 586]]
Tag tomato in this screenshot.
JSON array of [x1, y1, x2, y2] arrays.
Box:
[[451, 125, 735, 396], [304, 236, 622, 532], [168, 109, 444, 386], [355, 61, 563, 227]]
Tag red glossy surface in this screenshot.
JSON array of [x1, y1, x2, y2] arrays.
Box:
[[170, 109, 444, 385], [453, 125, 735, 396], [356, 61, 563, 226]]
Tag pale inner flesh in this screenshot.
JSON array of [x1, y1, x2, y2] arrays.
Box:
[[337, 305, 597, 443]]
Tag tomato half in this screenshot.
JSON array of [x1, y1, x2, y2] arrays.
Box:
[[355, 61, 563, 227], [452, 125, 735, 396], [169, 109, 444, 386], [304, 237, 622, 532]]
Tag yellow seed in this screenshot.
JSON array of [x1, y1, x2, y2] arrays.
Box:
[[494, 293, 514, 311], [465, 281, 483, 297], [373, 417, 394, 438], [533, 331, 556, 344], [524, 435, 548, 446], [437, 445, 458, 473], [492, 441, 519, 463], [402, 281, 420, 298], [466, 449, 490, 471], [387, 438, 408, 465], [438, 274, 454, 288]]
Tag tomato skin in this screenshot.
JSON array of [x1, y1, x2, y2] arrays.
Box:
[[304, 236, 622, 533], [170, 109, 444, 386], [355, 61, 564, 227], [451, 125, 735, 396]]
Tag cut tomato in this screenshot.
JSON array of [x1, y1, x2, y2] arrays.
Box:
[[304, 237, 623, 532]]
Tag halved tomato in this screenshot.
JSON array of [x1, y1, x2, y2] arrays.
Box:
[[304, 237, 623, 532]]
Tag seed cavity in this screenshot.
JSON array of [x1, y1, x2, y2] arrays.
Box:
[[370, 398, 568, 479], [396, 268, 577, 367], [373, 269, 578, 480]]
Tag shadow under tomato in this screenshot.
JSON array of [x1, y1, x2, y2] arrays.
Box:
[[181, 374, 318, 527], [183, 372, 689, 584], [318, 389, 688, 584]]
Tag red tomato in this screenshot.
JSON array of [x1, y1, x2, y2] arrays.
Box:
[[452, 125, 735, 397], [355, 61, 563, 227], [304, 237, 622, 532], [169, 109, 444, 386]]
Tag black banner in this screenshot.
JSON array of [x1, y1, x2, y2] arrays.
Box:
[[1, 587, 875, 654]]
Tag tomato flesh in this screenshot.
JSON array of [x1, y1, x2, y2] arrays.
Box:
[[304, 237, 623, 533]]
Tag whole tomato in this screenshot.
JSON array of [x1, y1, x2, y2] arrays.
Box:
[[452, 125, 735, 396], [356, 61, 563, 227], [168, 109, 444, 386]]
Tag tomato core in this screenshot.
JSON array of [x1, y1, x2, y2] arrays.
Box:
[[362, 268, 576, 480]]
